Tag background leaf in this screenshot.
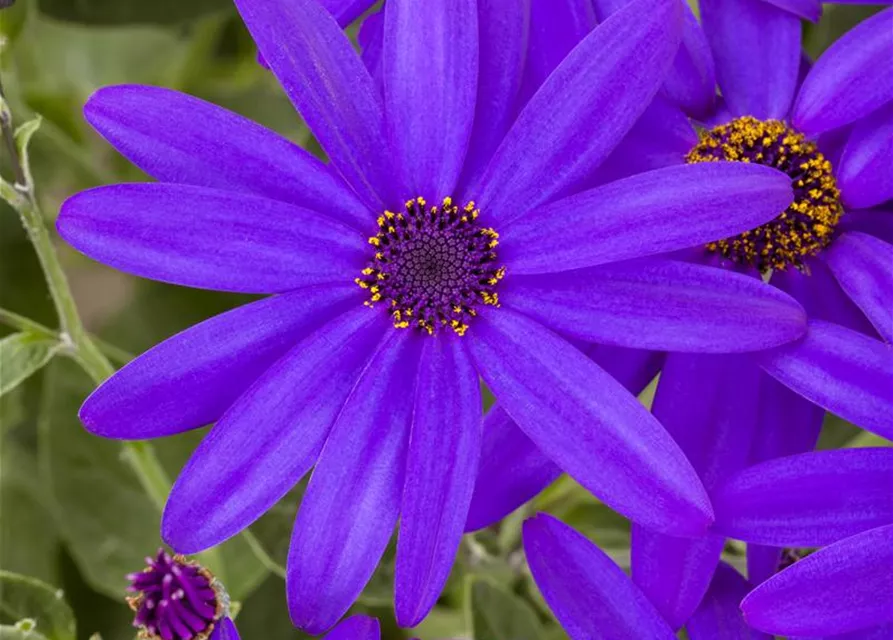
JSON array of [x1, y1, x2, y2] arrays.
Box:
[[0, 572, 75, 640], [469, 578, 544, 640], [0, 333, 61, 397], [36, 0, 233, 26]]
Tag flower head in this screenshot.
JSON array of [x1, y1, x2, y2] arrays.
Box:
[[59, 0, 809, 631], [127, 550, 239, 640]]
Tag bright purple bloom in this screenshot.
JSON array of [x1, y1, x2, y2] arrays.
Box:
[[523, 513, 677, 639], [466, 4, 893, 631], [686, 563, 771, 640], [58, 0, 811, 631], [126, 549, 239, 640], [742, 524, 893, 637]]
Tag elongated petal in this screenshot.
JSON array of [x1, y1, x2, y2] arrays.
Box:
[[713, 448, 893, 546], [687, 564, 772, 640], [456, 0, 530, 191], [383, 0, 477, 196], [321, 0, 376, 25], [773, 257, 878, 337], [838, 101, 893, 209], [741, 524, 893, 636], [464, 407, 561, 532], [662, 5, 717, 119], [760, 0, 821, 21], [58, 184, 364, 294], [793, 8, 893, 136], [467, 310, 712, 536], [758, 319, 893, 439], [396, 338, 480, 626], [633, 354, 761, 628], [501, 163, 793, 271], [465, 345, 662, 532], [515, 0, 596, 109], [235, 0, 396, 210], [502, 261, 806, 353], [288, 331, 417, 633], [84, 85, 368, 230], [701, 0, 800, 119], [524, 514, 677, 640], [324, 616, 380, 640], [477, 0, 683, 222], [210, 618, 240, 640], [81, 286, 360, 439], [162, 308, 387, 553], [825, 232, 893, 343], [840, 207, 893, 246]]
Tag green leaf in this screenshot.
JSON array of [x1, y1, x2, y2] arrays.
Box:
[[0, 572, 75, 640], [38, 359, 267, 603], [37, 0, 232, 26], [0, 625, 50, 640], [0, 333, 61, 397], [468, 579, 544, 640], [0, 441, 61, 584]]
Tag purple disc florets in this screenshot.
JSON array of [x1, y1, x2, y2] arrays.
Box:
[[686, 116, 843, 273], [127, 549, 226, 640], [356, 196, 505, 336]]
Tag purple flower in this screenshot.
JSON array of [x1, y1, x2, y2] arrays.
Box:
[[741, 524, 893, 637], [126, 549, 240, 640], [58, 0, 808, 631], [522, 513, 677, 639], [467, 3, 893, 630]]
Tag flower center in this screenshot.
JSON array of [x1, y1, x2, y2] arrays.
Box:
[[127, 549, 227, 640], [356, 196, 505, 336], [686, 116, 843, 273]]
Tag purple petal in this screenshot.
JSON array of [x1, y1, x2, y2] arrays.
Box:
[[741, 524, 893, 636], [287, 331, 418, 634], [838, 101, 893, 210], [476, 0, 684, 221], [793, 8, 893, 136], [464, 406, 561, 532], [162, 308, 387, 553], [465, 345, 662, 533], [83, 85, 368, 230], [321, 0, 377, 25], [357, 9, 383, 79], [687, 564, 772, 640], [760, 0, 822, 21], [467, 310, 713, 537], [500, 163, 794, 271], [772, 262, 879, 343], [662, 4, 718, 120], [587, 96, 699, 187], [80, 286, 360, 439], [758, 319, 893, 439], [712, 448, 893, 546], [840, 207, 893, 246], [514, 0, 596, 110], [396, 338, 481, 626], [523, 514, 677, 639], [382, 0, 477, 196], [210, 618, 240, 640], [58, 184, 364, 294], [455, 0, 531, 192], [633, 354, 761, 628], [234, 0, 396, 211], [701, 0, 800, 119], [501, 261, 806, 353], [825, 232, 893, 343], [324, 616, 380, 640]]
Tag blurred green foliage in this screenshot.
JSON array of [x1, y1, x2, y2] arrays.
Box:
[[0, 1, 887, 639]]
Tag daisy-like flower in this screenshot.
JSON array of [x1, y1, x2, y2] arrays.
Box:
[[324, 616, 381, 640], [126, 550, 239, 640], [741, 524, 893, 638], [468, 5, 893, 628], [59, 0, 807, 630]]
